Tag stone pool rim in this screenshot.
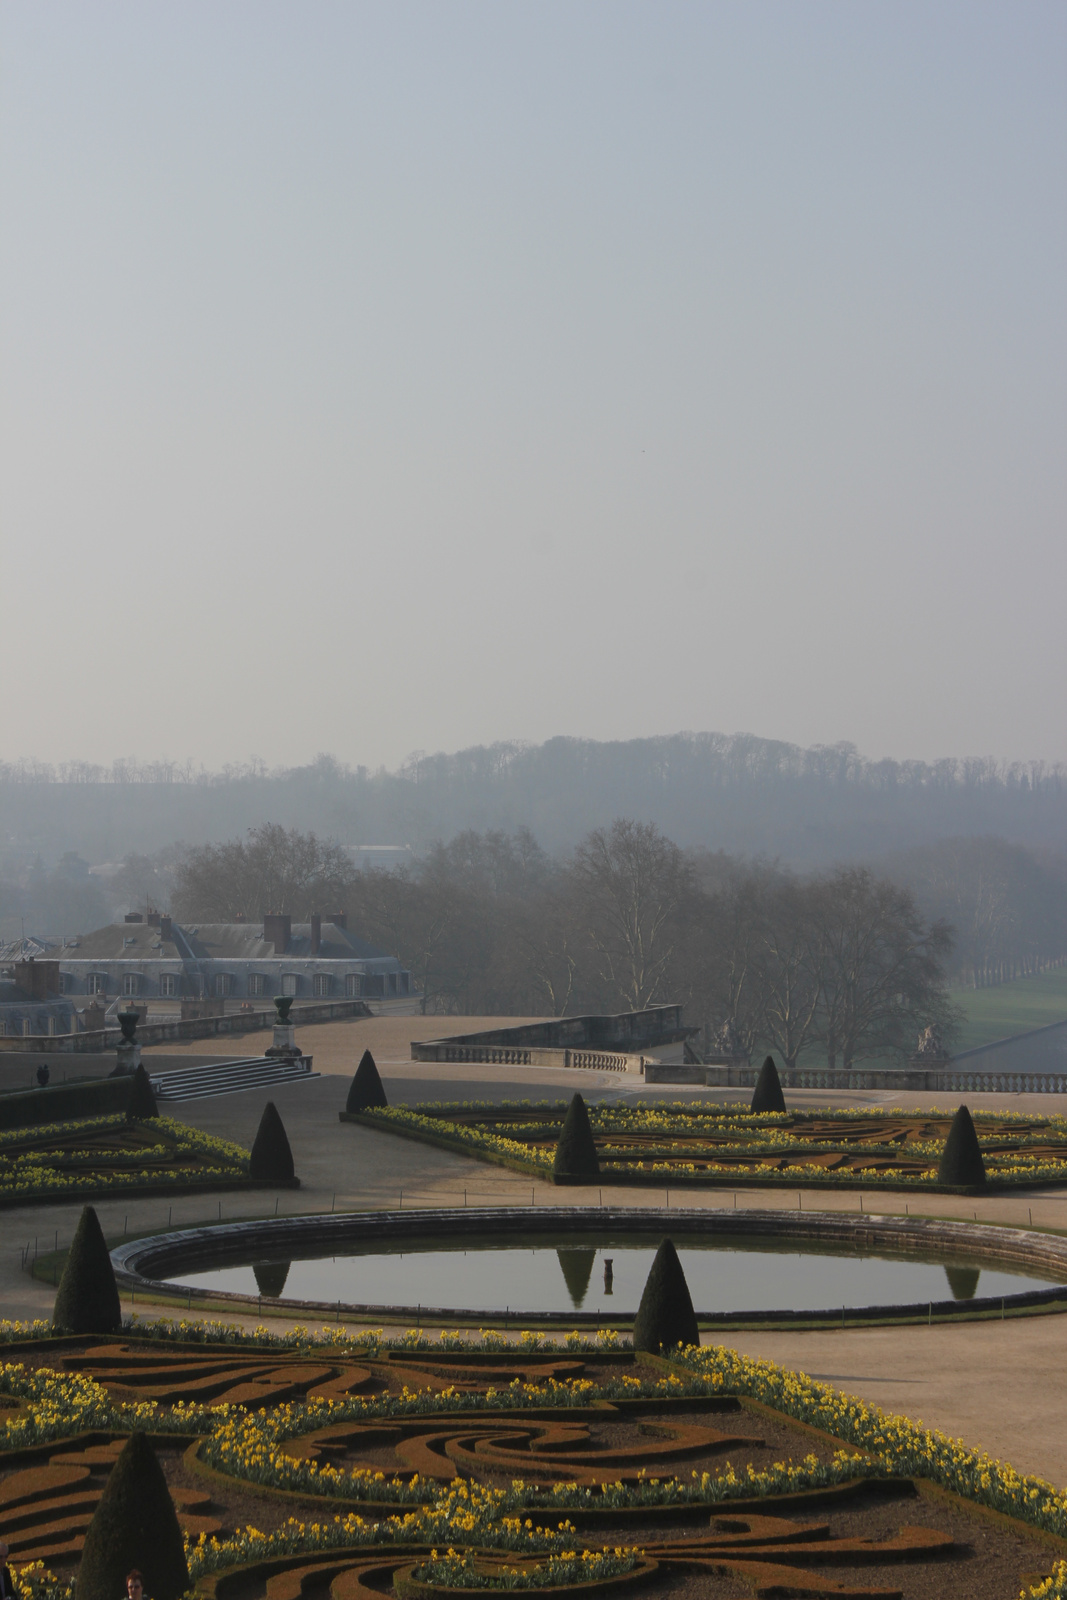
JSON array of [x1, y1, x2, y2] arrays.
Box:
[[108, 1206, 1067, 1329]]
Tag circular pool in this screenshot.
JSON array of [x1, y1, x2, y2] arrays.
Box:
[[110, 1207, 1067, 1327]]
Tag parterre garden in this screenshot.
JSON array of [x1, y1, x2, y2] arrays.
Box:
[[352, 1101, 1067, 1192], [0, 1115, 252, 1206], [2, 1319, 1067, 1600], [0, 1318, 1062, 1600], [0, 1070, 297, 1206]]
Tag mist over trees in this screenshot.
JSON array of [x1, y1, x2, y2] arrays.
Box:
[[2, 733, 1067, 868], [2, 735, 1065, 994], [341, 823, 959, 1064], [885, 836, 1067, 988], [170, 825, 351, 922], [164, 819, 958, 1065]]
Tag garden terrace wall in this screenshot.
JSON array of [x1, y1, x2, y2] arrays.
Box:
[[0, 999, 372, 1054], [411, 1006, 693, 1066], [704, 1062, 1067, 1094], [109, 1205, 1067, 1327]]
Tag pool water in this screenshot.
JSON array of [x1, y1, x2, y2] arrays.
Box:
[[165, 1234, 1059, 1314]]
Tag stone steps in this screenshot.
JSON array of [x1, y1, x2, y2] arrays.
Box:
[[149, 1055, 318, 1102]]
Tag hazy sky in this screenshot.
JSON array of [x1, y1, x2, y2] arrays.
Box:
[[2, 2, 1065, 773]]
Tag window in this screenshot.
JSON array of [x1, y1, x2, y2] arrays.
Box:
[[123, 973, 140, 997], [281, 973, 298, 997], [214, 973, 233, 999], [345, 973, 363, 999], [248, 973, 267, 998], [160, 973, 179, 998], [87, 973, 106, 995], [58, 972, 72, 995], [312, 973, 331, 998]]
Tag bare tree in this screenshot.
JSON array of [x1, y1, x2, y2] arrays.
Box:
[[758, 878, 824, 1071], [569, 821, 692, 1010], [172, 824, 352, 921], [812, 867, 957, 1068]]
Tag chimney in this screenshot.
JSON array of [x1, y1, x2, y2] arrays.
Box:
[[329, 911, 347, 931], [310, 913, 322, 955], [147, 908, 161, 927], [124, 912, 144, 923], [263, 913, 291, 955], [159, 915, 173, 942]]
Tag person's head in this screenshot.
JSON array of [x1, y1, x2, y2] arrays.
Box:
[[126, 1572, 143, 1600]]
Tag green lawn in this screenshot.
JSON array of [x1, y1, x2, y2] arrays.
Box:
[[951, 968, 1067, 1053]]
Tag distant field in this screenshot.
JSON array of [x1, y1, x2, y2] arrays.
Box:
[[951, 968, 1067, 1053]]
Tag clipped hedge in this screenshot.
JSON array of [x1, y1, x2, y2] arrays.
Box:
[[632, 1238, 699, 1353], [77, 1431, 189, 1600], [250, 1102, 296, 1183], [346, 1050, 388, 1113], [751, 1056, 786, 1115], [552, 1094, 600, 1184], [939, 1105, 987, 1190], [0, 1077, 130, 1131], [52, 1204, 122, 1335]]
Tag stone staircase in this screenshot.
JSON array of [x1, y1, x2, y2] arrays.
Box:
[[149, 1055, 319, 1102]]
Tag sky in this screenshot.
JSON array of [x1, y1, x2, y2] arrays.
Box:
[[2, 1, 1065, 774]]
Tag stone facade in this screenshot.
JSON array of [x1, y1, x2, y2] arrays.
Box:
[[17, 914, 413, 1010]]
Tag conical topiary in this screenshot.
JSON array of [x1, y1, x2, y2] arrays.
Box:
[[938, 1104, 986, 1189], [249, 1100, 295, 1182], [346, 1049, 387, 1112], [53, 1204, 121, 1335], [77, 1432, 189, 1600], [125, 1063, 158, 1119], [751, 1054, 786, 1114], [632, 1238, 699, 1354], [552, 1091, 600, 1183]]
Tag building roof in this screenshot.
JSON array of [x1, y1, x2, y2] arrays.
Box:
[[54, 920, 391, 964], [57, 924, 184, 960], [182, 922, 385, 961]]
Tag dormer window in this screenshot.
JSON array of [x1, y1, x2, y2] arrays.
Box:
[[123, 973, 141, 996], [86, 973, 107, 995], [214, 973, 233, 998]]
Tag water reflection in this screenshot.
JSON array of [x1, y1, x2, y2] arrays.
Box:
[[253, 1260, 291, 1299], [943, 1264, 981, 1301], [556, 1248, 596, 1308]]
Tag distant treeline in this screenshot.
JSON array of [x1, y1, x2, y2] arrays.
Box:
[[2, 733, 1067, 868]]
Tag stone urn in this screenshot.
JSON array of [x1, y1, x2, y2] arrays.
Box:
[[118, 1006, 140, 1043], [267, 993, 300, 1059], [112, 1005, 143, 1075]]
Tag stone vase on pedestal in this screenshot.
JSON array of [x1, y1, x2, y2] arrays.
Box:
[[266, 995, 299, 1059], [111, 1008, 142, 1076]]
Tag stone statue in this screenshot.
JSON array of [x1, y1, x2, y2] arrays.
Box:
[[716, 1018, 741, 1058], [914, 1024, 945, 1059]]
